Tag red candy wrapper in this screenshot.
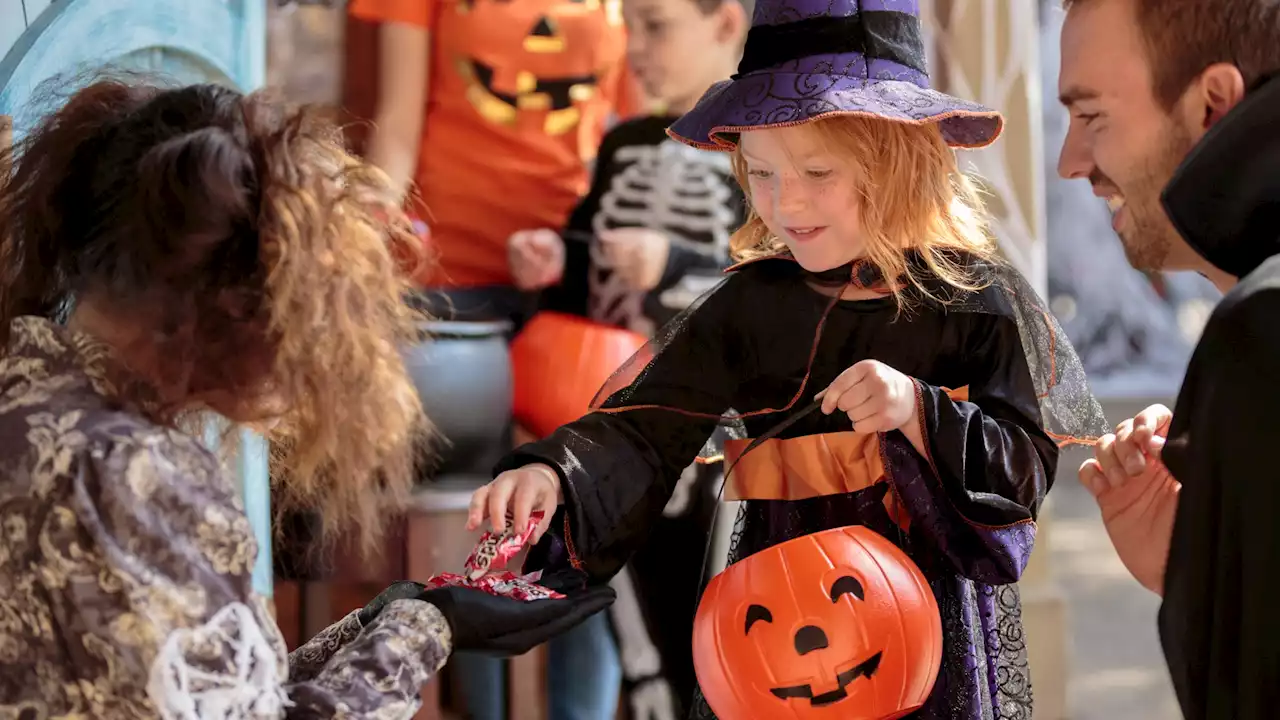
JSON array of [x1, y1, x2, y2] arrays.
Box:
[[464, 510, 541, 580], [422, 571, 564, 601], [425, 511, 564, 601]]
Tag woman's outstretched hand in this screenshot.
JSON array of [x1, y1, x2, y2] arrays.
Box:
[[357, 580, 616, 656], [420, 583, 616, 655], [468, 464, 563, 543], [358, 580, 429, 626]]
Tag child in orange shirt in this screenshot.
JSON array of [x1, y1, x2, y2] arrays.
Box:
[[351, 0, 639, 293]]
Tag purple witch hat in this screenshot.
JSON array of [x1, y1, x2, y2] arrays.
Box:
[[668, 0, 1003, 150]]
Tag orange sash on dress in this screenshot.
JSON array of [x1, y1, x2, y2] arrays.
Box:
[[721, 386, 970, 530]]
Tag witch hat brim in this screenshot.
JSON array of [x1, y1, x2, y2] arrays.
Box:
[[667, 5, 1004, 150]]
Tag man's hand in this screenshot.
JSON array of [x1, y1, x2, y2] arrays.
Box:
[[1078, 404, 1180, 595]]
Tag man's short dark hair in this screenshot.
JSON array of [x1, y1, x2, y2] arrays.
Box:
[[1064, 0, 1280, 107]]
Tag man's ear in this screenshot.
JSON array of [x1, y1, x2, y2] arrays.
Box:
[[1197, 63, 1247, 129]]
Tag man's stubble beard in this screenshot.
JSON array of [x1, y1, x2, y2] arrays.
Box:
[[1120, 128, 1196, 273]]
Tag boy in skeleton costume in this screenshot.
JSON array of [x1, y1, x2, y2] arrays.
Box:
[[507, 0, 750, 715], [514, 120, 749, 338]]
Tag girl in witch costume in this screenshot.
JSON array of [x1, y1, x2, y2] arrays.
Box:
[[469, 0, 1109, 718]]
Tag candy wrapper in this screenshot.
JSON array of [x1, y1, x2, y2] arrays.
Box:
[[425, 511, 565, 601], [422, 571, 564, 601], [465, 509, 542, 580]]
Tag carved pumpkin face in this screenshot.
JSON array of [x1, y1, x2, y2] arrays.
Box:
[[693, 526, 942, 720], [450, 0, 624, 135]]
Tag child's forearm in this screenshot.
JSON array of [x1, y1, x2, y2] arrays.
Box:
[[900, 407, 929, 460]]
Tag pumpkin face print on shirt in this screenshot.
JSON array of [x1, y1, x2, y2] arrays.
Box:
[[424, 0, 629, 288], [349, 0, 635, 288], [415, 0, 631, 288], [452, 0, 624, 137]]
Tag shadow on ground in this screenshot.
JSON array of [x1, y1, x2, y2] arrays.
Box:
[[1051, 445, 1181, 720]]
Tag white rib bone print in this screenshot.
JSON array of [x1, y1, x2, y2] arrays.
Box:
[[588, 140, 735, 335]]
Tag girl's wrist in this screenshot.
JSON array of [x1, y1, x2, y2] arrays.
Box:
[[528, 463, 565, 504]]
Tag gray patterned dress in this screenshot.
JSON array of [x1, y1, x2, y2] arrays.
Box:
[[0, 316, 452, 718]]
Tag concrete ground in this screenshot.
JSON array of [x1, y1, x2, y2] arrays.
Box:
[[1050, 445, 1182, 720]]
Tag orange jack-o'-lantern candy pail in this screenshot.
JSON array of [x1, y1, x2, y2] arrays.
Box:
[[693, 525, 943, 720], [510, 311, 647, 438]]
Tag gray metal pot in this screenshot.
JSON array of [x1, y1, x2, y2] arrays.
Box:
[[402, 319, 514, 479]]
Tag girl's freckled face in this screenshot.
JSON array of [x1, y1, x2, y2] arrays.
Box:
[[739, 125, 865, 272]]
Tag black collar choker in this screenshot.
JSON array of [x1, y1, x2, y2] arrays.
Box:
[[806, 259, 885, 289]]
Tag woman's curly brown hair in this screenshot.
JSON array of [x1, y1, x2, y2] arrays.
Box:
[[0, 78, 432, 555]]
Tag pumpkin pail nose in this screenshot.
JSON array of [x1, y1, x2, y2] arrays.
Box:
[[794, 625, 829, 656]]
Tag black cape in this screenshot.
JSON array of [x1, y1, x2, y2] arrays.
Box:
[[1157, 75, 1280, 718]]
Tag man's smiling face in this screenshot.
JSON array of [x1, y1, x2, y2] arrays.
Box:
[[1056, 0, 1201, 273]]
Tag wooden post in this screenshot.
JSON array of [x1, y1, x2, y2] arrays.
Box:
[[920, 3, 1069, 718], [406, 480, 494, 720]]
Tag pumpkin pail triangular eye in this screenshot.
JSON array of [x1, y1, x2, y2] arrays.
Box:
[[830, 575, 864, 602], [744, 603, 772, 634]]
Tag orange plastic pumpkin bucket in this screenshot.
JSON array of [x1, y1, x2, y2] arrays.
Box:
[[693, 525, 943, 720], [510, 312, 648, 439]]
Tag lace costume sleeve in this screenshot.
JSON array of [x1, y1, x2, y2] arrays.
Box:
[[62, 434, 451, 718]]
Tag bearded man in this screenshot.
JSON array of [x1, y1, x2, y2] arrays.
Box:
[[1056, 0, 1280, 716]]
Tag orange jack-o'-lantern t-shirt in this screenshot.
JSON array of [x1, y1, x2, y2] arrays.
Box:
[[350, 0, 636, 288]]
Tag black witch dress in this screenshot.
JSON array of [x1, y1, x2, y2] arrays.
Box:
[[501, 252, 1107, 719]]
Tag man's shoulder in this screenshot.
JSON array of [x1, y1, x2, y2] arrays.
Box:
[[1216, 256, 1280, 320], [1199, 258, 1280, 357], [1232, 254, 1280, 296]]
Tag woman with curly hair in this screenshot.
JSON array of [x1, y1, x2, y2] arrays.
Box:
[[0, 79, 613, 717]]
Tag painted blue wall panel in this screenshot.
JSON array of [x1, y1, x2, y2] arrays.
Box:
[[234, 0, 273, 604], [1, 0, 274, 598], [2, 0, 252, 132]]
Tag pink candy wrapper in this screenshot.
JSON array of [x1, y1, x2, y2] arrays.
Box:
[[422, 571, 564, 601], [465, 510, 542, 580], [425, 511, 565, 601]]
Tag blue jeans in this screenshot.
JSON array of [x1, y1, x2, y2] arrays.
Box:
[[452, 611, 621, 719]]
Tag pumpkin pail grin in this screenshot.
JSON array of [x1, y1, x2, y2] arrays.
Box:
[[770, 649, 884, 706]]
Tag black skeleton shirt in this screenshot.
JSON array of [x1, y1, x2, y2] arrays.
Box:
[[541, 114, 746, 334]]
